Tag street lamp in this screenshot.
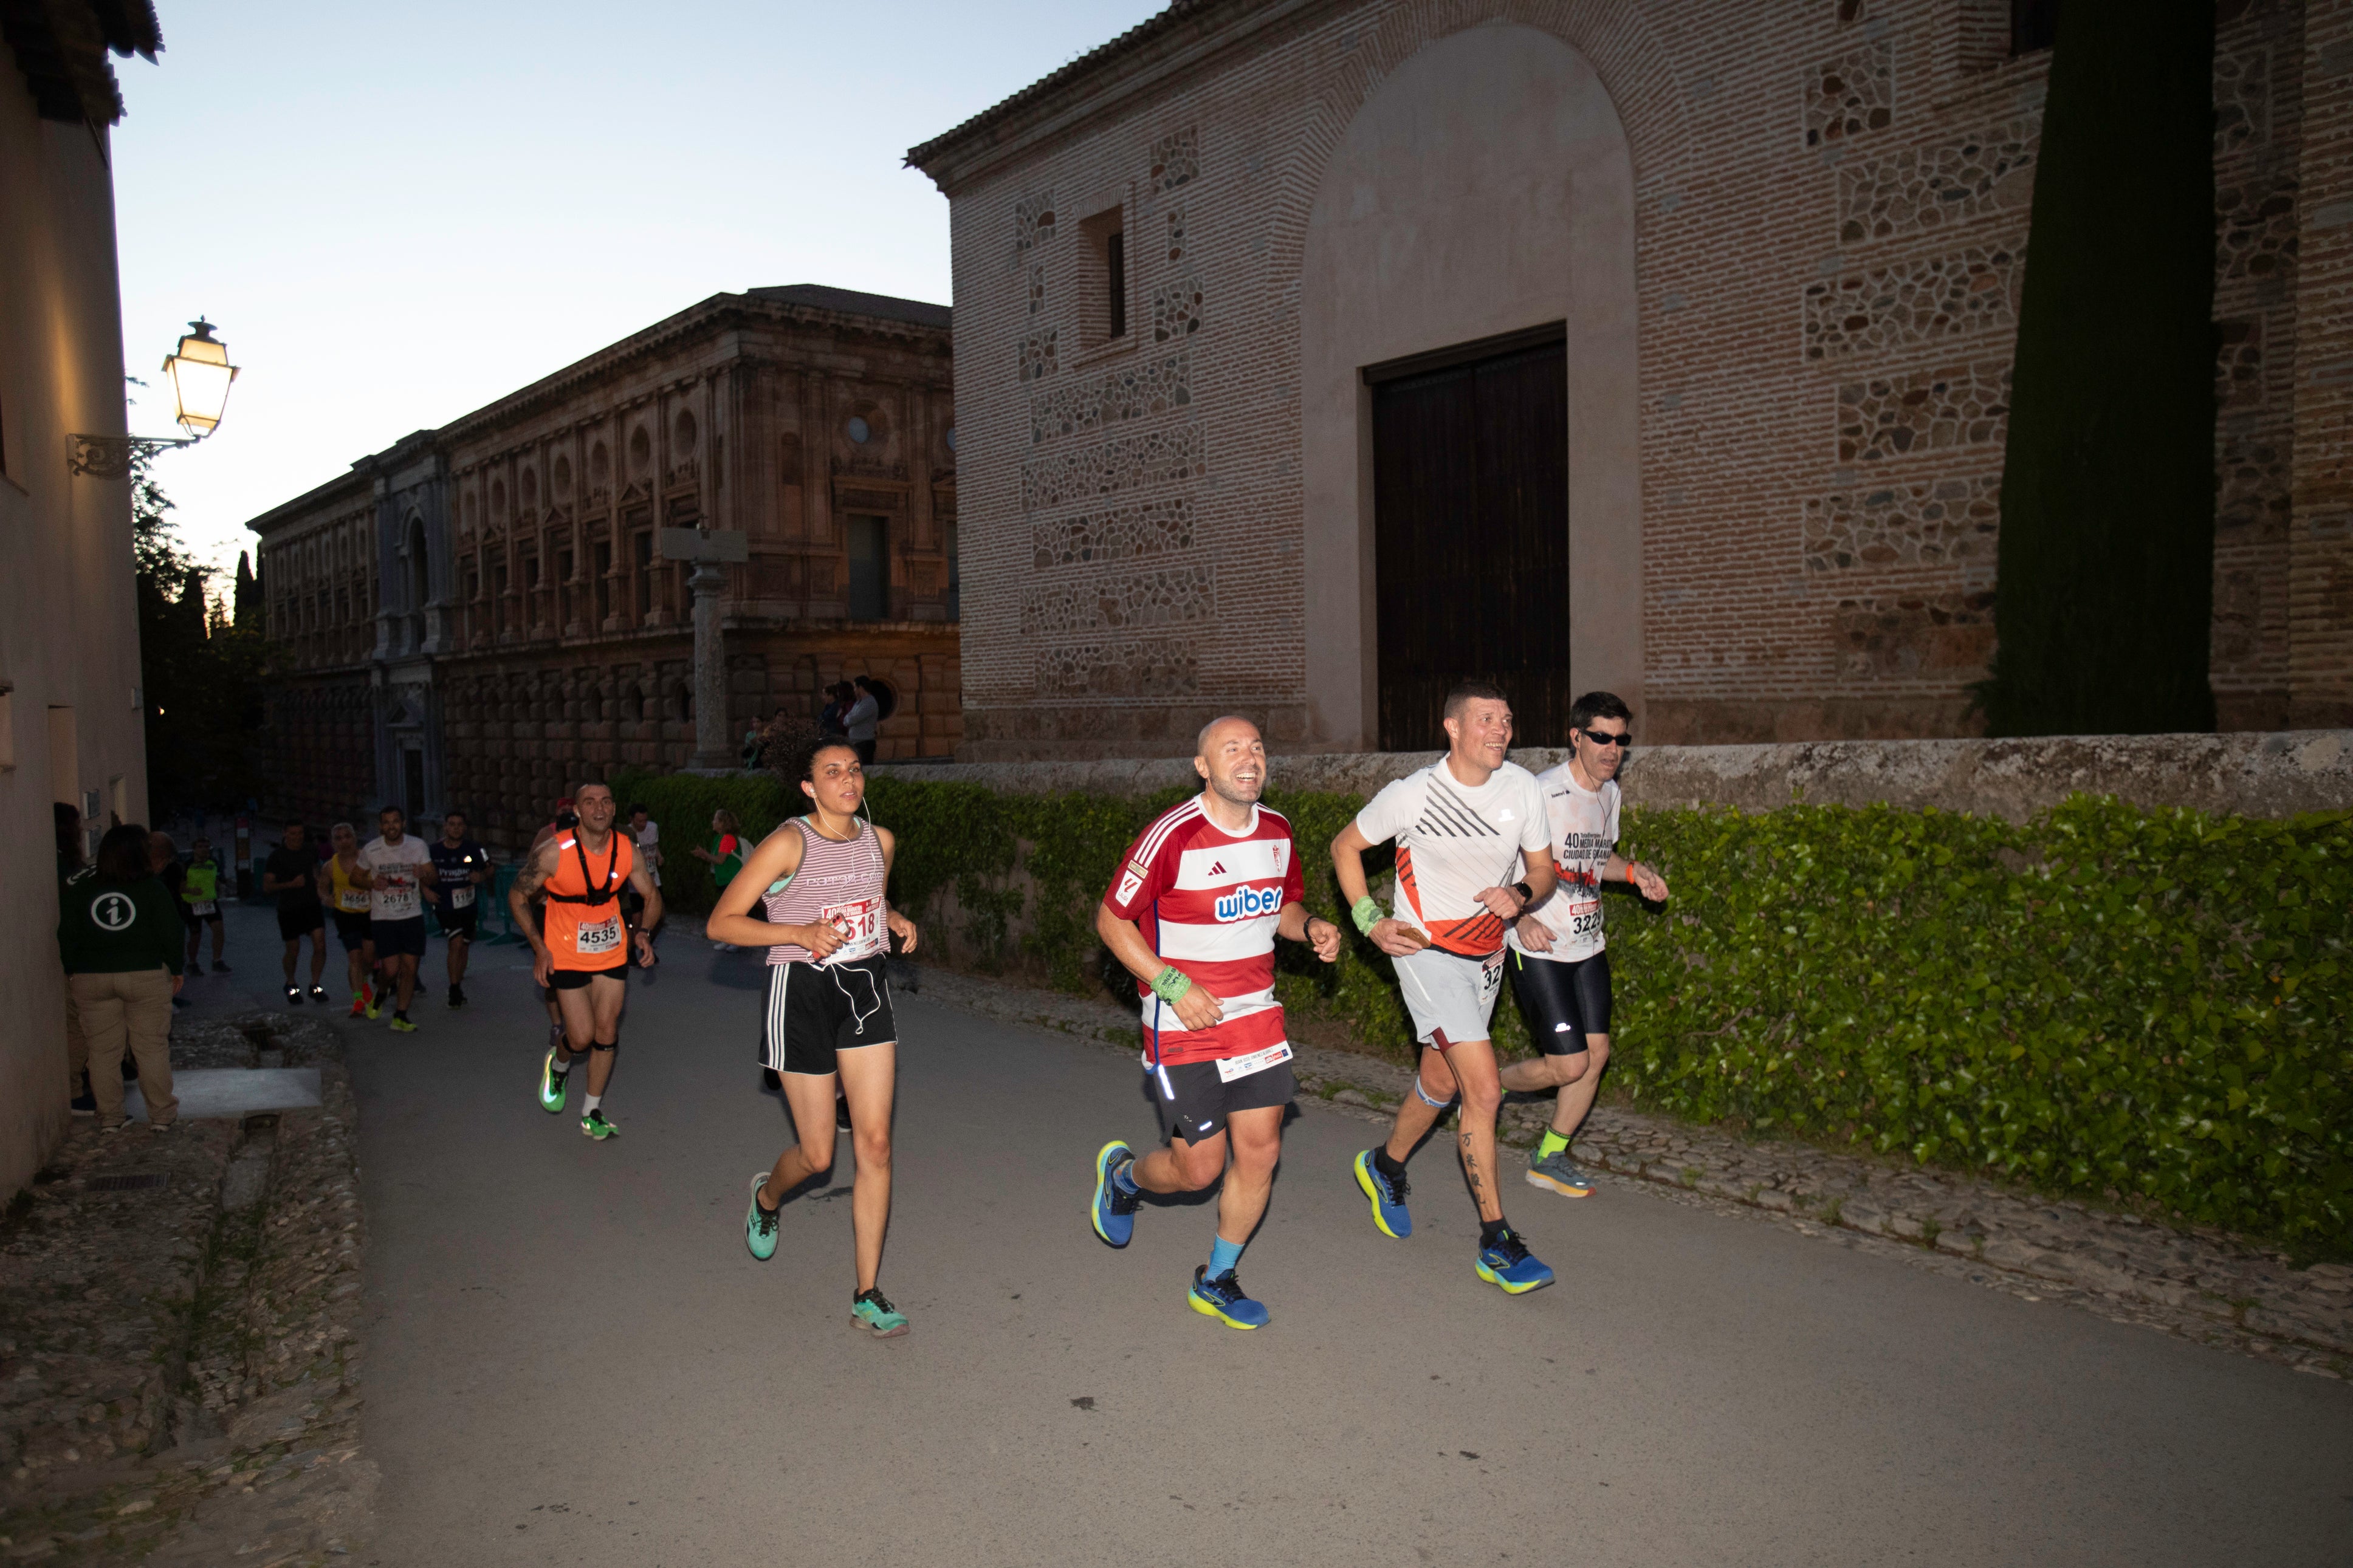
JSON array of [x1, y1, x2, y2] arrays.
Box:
[[69, 318, 242, 479]]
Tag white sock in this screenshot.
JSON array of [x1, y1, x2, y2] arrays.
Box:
[[583, 1094, 602, 1115]]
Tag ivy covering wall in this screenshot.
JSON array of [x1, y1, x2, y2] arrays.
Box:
[[616, 768, 2350, 1254]]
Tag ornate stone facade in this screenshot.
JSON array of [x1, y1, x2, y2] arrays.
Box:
[[247, 287, 960, 846], [911, 0, 2350, 756]]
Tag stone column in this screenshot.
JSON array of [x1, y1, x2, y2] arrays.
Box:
[[690, 559, 731, 769]]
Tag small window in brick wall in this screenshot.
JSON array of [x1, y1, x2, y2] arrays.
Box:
[[2011, 0, 2058, 54]]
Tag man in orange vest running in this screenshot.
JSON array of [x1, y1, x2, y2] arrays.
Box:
[[509, 781, 662, 1140]]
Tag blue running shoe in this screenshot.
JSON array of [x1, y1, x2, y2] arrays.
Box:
[[1352, 1149, 1412, 1239], [1091, 1140, 1139, 1247], [1187, 1265, 1269, 1329], [1474, 1227, 1554, 1295]]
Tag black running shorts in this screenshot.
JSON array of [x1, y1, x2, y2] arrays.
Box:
[[1509, 948, 1612, 1052], [760, 956, 895, 1076], [550, 962, 628, 991], [331, 910, 371, 951], [435, 903, 478, 941], [1152, 1053, 1296, 1145], [371, 917, 427, 959], [277, 904, 325, 942]]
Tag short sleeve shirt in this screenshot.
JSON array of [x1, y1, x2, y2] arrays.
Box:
[[1508, 764, 1621, 964], [633, 821, 661, 885], [1352, 760, 1548, 957], [359, 835, 433, 922], [428, 838, 491, 911], [1103, 797, 1304, 1065]]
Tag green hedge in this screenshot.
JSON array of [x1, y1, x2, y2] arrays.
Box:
[[614, 767, 2351, 1255]]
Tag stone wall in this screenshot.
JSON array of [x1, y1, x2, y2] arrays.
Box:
[[913, 0, 2346, 756], [874, 730, 2353, 823]]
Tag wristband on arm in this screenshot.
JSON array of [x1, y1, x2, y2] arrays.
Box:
[[1150, 965, 1193, 1004], [1350, 896, 1385, 936]]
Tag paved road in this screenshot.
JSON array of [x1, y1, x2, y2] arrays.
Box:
[[193, 902, 2353, 1566]]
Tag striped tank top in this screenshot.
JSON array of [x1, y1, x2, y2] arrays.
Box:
[[761, 817, 888, 965]]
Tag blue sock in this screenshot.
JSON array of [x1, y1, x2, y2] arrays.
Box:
[[1111, 1157, 1139, 1196], [1208, 1235, 1244, 1278]]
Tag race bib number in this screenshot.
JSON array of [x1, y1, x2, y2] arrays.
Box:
[[338, 889, 369, 912], [1479, 950, 1506, 1000], [1215, 1041, 1294, 1083], [819, 897, 887, 964], [377, 875, 419, 920], [190, 900, 217, 918], [450, 885, 475, 909], [575, 915, 622, 956]]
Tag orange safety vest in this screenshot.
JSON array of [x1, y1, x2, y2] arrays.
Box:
[[542, 832, 634, 971]]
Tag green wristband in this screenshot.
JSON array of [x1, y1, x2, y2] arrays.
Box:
[[1350, 897, 1385, 936], [1150, 965, 1193, 1004]]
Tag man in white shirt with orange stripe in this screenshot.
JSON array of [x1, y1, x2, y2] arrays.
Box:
[[1330, 680, 1562, 1295], [1088, 716, 1343, 1329]]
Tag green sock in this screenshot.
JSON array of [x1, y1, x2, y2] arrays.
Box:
[[1537, 1128, 1572, 1160]]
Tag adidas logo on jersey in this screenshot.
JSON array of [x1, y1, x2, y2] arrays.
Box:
[[1207, 860, 1228, 877], [1214, 883, 1283, 922]]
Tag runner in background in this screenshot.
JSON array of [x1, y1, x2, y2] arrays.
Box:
[[429, 809, 493, 1008], [513, 782, 661, 1140], [1502, 691, 1669, 1197], [356, 806, 434, 1033], [320, 823, 377, 1016], [149, 831, 193, 1012], [1088, 716, 1342, 1330], [264, 823, 329, 1004], [1328, 680, 1561, 1296], [694, 809, 746, 950], [712, 729, 919, 1337], [182, 837, 228, 973]]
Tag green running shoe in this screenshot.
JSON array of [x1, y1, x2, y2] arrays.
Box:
[[745, 1173, 780, 1261], [580, 1108, 618, 1140], [387, 1015, 417, 1035], [538, 1050, 569, 1114], [850, 1288, 909, 1337]]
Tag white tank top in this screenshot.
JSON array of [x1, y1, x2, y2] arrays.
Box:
[[760, 817, 888, 965]]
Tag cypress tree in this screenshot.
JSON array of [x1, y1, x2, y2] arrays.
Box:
[[1980, 0, 2217, 735]]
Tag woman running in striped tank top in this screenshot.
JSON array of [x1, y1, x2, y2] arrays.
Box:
[[707, 728, 921, 1337]]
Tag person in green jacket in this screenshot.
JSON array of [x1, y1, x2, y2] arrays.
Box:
[[58, 823, 184, 1130]]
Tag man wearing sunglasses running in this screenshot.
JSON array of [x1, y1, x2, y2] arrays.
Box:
[[1500, 691, 1669, 1197]]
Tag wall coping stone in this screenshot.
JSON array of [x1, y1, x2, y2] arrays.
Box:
[[873, 731, 2353, 821]]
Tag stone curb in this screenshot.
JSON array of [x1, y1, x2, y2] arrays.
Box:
[[902, 964, 2353, 1380]]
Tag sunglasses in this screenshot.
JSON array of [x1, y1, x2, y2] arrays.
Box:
[[1578, 728, 1633, 748]]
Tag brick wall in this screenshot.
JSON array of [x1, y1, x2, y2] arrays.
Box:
[[918, 0, 2335, 758]]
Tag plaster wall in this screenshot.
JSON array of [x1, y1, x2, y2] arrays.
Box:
[[1301, 23, 1641, 745], [0, 87, 149, 1193]]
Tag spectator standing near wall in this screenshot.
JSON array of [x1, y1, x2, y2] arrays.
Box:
[[843, 677, 881, 765], [694, 809, 746, 950], [819, 682, 852, 739], [60, 823, 183, 1132]]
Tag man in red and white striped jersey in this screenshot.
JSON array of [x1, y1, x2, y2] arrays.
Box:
[[1088, 716, 1342, 1329]]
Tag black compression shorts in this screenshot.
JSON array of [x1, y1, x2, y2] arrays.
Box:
[[551, 962, 628, 991], [1510, 948, 1612, 1052], [277, 904, 325, 942], [331, 910, 372, 951]]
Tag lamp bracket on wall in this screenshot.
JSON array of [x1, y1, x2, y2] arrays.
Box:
[[67, 433, 201, 481]]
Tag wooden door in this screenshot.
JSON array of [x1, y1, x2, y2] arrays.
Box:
[[1371, 334, 1571, 750]]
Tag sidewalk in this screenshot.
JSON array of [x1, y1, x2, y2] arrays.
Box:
[[902, 960, 2353, 1380], [0, 977, 373, 1566]]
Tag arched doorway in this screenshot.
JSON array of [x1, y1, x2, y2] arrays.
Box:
[[1300, 23, 1642, 750]]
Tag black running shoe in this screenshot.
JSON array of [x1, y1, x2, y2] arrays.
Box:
[[69, 1075, 95, 1117], [309, 984, 330, 1004], [448, 984, 467, 1008], [286, 985, 302, 1005], [212, 960, 230, 974]]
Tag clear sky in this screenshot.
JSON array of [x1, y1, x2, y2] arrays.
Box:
[[111, 0, 1163, 583]]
